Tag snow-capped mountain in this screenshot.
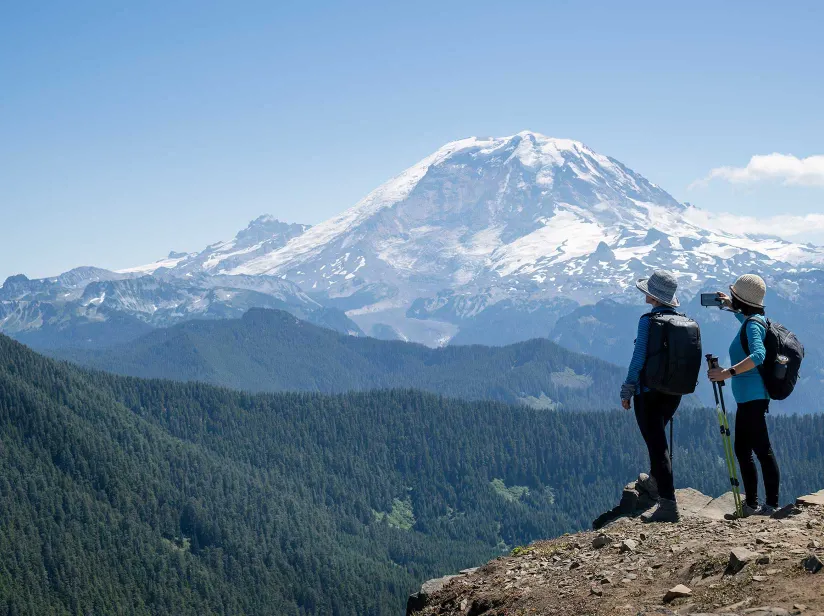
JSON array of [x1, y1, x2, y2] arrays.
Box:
[[6, 130, 824, 409], [121, 216, 310, 276], [123, 131, 824, 345], [0, 268, 361, 350]]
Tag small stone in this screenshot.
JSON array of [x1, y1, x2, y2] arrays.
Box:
[[651, 561, 664, 569], [802, 553, 823, 573], [806, 521, 814, 529], [663, 584, 692, 603], [766, 568, 781, 575], [807, 539, 821, 549], [569, 560, 581, 570], [756, 554, 771, 565], [621, 577, 632, 585], [752, 574, 767, 581], [794, 604, 807, 611], [728, 547, 757, 574], [590, 585, 603, 597], [620, 539, 638, 553], [600, 576, 613, 585], [592, 534, 613, 549]]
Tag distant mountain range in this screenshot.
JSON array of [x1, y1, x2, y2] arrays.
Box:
[[51, 307, 626, 411], [0, 263, 360, 349], [3, 131, 822, 410]]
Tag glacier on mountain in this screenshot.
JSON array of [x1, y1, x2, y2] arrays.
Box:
[[7, 131, 824, 356]]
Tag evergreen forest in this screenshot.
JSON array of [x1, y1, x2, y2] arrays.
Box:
[[2, 333, 824, 614]]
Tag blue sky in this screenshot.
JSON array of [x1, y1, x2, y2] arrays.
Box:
[[2, 0, 823, 281]]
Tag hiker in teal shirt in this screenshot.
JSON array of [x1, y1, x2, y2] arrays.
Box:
[[707, 274, 780, 516]]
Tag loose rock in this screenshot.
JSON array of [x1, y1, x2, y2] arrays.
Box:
[[802, 553, 823, 573], [728, 547, 757, 574], [663, 584, 692, 603]]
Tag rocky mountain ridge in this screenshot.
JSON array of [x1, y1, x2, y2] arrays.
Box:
[[0, 266, 360, 349], [409, 488, 824, 615]]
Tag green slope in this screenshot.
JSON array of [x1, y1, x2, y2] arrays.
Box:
[[3, 334, 824, 614], [53, 308, 624, 410]]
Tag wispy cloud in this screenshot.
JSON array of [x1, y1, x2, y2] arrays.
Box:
[[683, 206, 824, 240], [691, 153, 824, 188]]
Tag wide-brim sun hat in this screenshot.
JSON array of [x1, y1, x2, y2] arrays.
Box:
[[730, 273, 766, 308], [635, 270, 680, 307]]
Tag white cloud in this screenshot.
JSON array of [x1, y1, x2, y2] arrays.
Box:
[[683, 206, 824, 240], [692, 153, 824, 188]]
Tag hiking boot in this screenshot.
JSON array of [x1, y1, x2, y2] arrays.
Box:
[[755, 504, 777, 516], [641, 498, 680, 523], [637, 473, 659, 500], [724, 502, 760, 520]]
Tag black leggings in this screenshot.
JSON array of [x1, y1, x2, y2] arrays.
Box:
[[634, 390, 681, 501], [735, 399, 780, 508]]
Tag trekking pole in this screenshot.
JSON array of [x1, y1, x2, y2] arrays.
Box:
[[706, 354, 743, 518]]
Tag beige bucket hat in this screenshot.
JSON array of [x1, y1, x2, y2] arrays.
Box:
[[730, 274, 766, 308]]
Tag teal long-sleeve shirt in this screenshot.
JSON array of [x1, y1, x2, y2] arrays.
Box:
[[729, 312, 769, 403]]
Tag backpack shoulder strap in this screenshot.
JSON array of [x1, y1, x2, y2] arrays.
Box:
[[645, 308, 677, 319], [739, 315, 767, 356]]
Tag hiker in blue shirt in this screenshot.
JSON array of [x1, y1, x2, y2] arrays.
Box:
[[620, 270, 683, 523], [708, 274, 780, 516]]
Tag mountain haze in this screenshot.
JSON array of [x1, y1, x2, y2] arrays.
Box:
[[53, 307, 625, 410]]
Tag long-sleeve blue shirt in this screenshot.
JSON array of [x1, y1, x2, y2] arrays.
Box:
[[623, 306, 674, 397], [729, 312, 769, 403]]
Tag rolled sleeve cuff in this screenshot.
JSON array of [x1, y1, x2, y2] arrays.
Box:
[[621, 383, 636, 400], [748, 352, 766, 367]]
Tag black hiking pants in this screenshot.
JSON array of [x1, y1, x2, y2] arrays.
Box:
[[634, 390, 681, 501], [735, 399, 780, 508]]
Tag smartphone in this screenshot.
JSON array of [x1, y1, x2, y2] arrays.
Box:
[[700, 292, 723, 307]]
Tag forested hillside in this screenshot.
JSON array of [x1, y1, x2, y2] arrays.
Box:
[[53, 308, 625, 410], [3, 334, 824, 615]]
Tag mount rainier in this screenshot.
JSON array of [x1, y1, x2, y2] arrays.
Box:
[[118, 131, 822, 341], [3, 131, 823, 409]]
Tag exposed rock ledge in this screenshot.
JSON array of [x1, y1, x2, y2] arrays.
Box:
[[408, 488, 824, 616]]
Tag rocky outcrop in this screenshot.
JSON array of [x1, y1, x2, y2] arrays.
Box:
[[409, 488, 824, 616]]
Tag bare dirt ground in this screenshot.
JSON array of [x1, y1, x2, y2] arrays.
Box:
[[412, 490, 824, 616]]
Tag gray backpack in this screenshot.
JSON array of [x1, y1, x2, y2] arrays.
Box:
[[643, 311, 703, 395]]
